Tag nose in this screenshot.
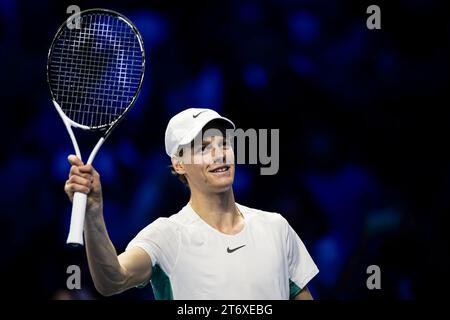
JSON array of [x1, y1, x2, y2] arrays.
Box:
[[211, 143, 226, 164]]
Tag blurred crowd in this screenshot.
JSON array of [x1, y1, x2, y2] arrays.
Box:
[[0, 0, 449, 299]]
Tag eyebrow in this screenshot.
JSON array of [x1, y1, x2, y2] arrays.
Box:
[[197, 136, 227, 148], [202, 137, 228, 144], [198, 141, 210, 148]]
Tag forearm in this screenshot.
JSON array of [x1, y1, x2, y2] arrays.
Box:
[[84, 207, 127, 296]]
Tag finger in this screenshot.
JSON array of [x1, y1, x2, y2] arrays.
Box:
[[68, 155, 84, 166], [65, 182, 90, 195], [65, 190, 74, 203], [68, 175, 92, 188], [64, 182, 75, 201], [79, 164, 94, 174], [69, 166, 92, 180], [64, 180, 73, 195]]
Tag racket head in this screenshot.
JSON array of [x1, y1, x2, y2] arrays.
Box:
[[47, 8, 145, 131]]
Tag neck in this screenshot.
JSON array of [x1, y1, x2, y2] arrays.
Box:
[[189, 188, 243, 234]]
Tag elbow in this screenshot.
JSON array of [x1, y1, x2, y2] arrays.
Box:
[[97, 289, 116, 297], [91, 266, 130, 297]]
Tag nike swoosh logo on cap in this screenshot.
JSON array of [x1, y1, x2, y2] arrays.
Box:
[[226, 245, 246, 253], [193, 111, 207, 118]]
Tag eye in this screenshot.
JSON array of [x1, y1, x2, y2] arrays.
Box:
[[222, 139, 231, 148], [200, 143, 211, 153]]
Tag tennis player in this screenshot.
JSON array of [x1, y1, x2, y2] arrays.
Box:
[[64, 108, 319, 299]]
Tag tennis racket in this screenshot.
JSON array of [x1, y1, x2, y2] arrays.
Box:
[[47, 8, 145, 246]]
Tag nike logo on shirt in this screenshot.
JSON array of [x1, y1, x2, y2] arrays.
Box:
[[227, 245, 246, 253]]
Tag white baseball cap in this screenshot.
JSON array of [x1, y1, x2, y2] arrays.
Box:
[[164, 108, 235, 157]]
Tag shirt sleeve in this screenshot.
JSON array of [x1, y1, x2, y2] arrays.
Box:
[[283, 217, 319, 292], [125, 217, 181, 276]]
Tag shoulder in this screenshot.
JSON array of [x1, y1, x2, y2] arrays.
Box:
[[139, 204, 196, 233], [237, 203, 289, 230]]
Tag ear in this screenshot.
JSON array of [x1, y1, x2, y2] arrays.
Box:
[[171, 157, 186, 175]]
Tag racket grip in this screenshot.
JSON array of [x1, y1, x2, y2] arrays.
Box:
[[66, 192, 87, 246]]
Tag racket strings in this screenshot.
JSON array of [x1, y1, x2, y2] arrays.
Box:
[[48, 12, 144, 129]]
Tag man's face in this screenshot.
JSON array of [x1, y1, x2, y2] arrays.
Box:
[[179, 133, 235, 193]]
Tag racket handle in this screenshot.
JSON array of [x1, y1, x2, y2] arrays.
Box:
[[66, 192, 87, 246]]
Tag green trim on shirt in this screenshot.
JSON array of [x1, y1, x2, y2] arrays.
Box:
[[151, 264, 174, 300], [289, 279, 302, 299]]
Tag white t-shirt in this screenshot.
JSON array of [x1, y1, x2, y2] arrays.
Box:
[[126, 203, 319, 300]]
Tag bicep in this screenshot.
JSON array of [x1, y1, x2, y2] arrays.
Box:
[[118, 247, 152, 289]]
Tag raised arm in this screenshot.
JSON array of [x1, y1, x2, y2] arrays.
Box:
[[65, 155, 152, 296]]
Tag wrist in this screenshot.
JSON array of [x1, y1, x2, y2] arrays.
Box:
[[85, 204, 103, 222]]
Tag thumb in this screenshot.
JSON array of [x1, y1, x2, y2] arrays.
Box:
[[67, 154, 84, 166]]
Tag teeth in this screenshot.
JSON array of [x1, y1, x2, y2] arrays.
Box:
[[212, 167, 228, 172]]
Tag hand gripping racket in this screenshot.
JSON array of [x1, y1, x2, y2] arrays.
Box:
[[47, 8, 145, 246]]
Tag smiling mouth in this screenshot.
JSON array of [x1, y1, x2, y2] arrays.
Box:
[[209, 165, 230, 173]]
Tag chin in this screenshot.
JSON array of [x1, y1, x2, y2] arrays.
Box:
[[209, 178, 234, 192]]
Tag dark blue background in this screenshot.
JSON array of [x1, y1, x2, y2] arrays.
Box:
[[0, 0, 449, 299]]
